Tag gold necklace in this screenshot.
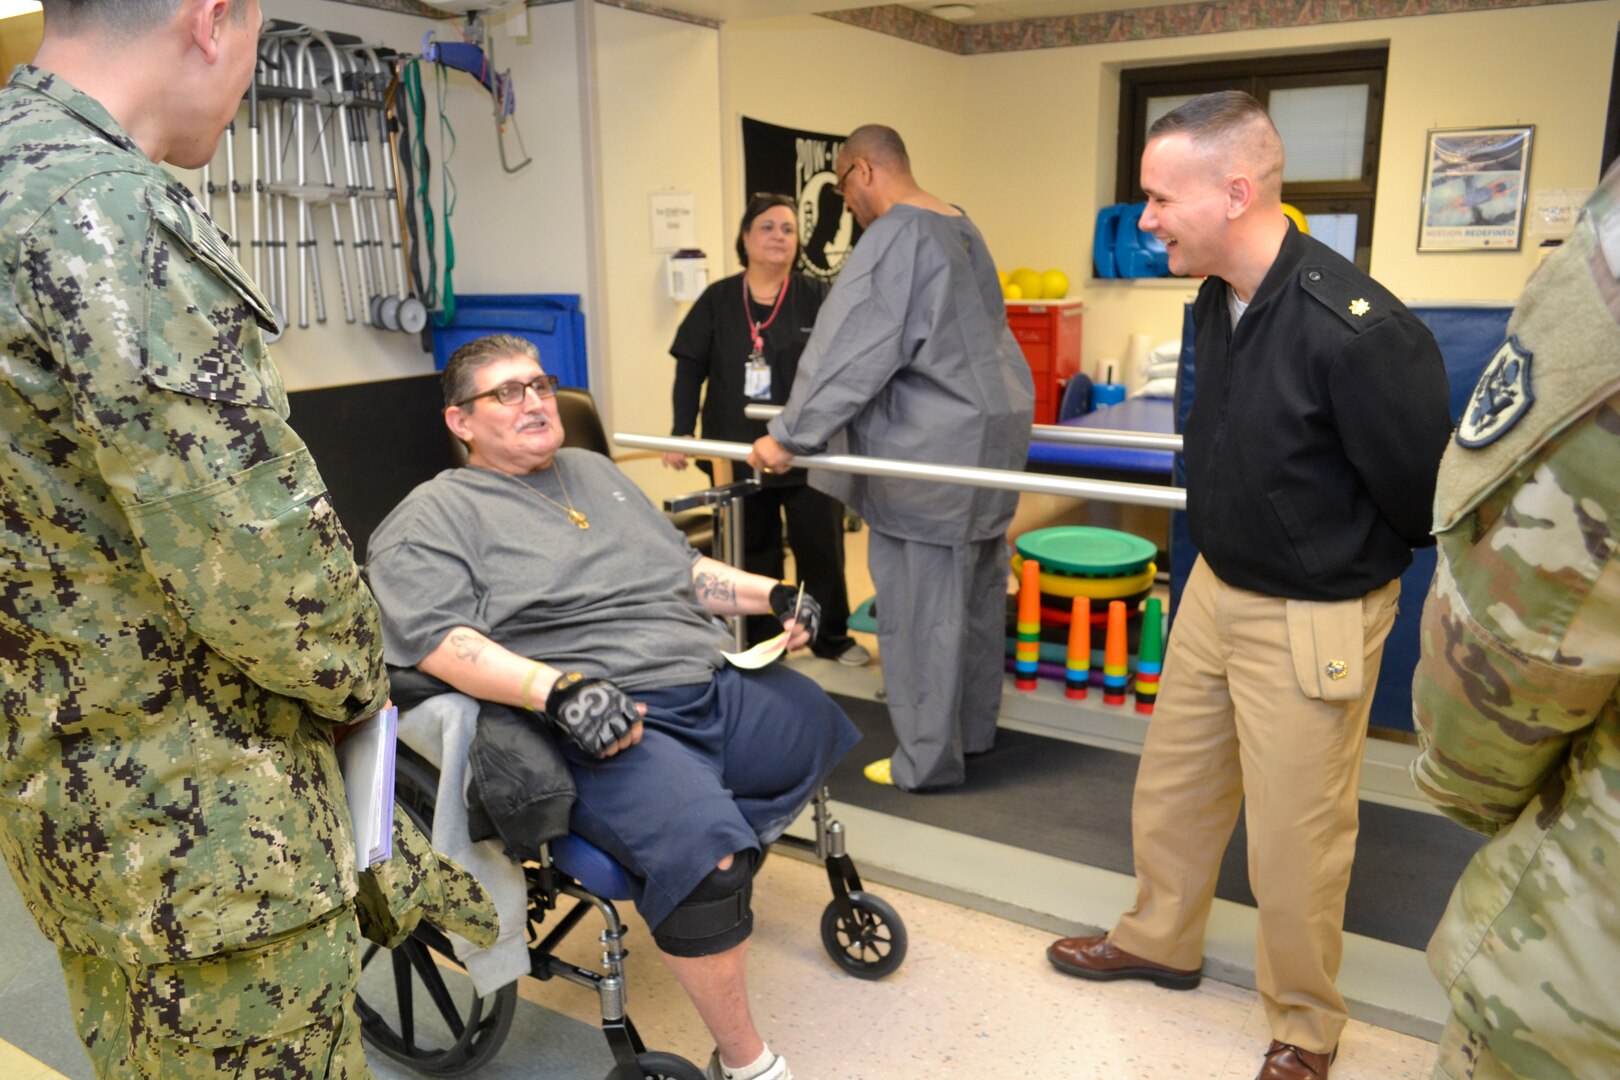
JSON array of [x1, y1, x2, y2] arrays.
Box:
[[504, 461, 589, 530]]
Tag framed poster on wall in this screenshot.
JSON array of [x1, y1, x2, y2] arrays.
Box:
[[1418, 125, 1534, 251]]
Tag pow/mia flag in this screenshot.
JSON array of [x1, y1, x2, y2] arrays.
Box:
[[1457, 335, 1535, 447], [742, 116, 863, 284]]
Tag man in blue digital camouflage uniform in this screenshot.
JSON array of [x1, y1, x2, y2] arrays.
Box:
[[1, 3, 491, 1076]]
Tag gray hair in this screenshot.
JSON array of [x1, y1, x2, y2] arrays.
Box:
[[441, 333, 540, 410]]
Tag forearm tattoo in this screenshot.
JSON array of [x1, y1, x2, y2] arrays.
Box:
[[693, 571, 738, 607], [448, 629, 490, 664]]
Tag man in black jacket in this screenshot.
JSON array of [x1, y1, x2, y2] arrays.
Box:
[[1046, 92, 1450, 1080]]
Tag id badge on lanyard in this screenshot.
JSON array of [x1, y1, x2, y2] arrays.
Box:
[[743, 276, 787, 401], [745, 348, 772, 400]]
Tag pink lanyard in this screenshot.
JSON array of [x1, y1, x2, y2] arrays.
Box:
[[743, 275, 789, 356]]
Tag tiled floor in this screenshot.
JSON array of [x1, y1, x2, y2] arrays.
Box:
[[512, 851, 1440, 1079], [2, 850, 1438, 1079]]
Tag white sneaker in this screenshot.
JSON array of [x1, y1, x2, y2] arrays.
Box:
[[706, 1050, 793, 1080], [835, 641, 872, 667]]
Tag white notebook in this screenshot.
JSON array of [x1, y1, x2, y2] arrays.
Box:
[[337, 705, 397, 868]]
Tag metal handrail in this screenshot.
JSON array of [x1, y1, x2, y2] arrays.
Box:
[[612, 433, 1187, 511], [741, 403, 1184, 453]]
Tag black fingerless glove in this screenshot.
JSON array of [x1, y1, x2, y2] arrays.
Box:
[[544, 672, 638, 759], [768, 582, 822, 645]]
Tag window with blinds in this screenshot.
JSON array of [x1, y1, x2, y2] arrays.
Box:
[[1117, 49, 1387, 270]]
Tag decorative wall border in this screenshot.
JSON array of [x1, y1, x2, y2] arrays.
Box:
[[557, 0, 722, 28], [329, 0, 721, 29], [326, 0, 450, 18], [822, 0, 1601, 55]]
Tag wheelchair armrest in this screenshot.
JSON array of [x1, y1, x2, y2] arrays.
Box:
[[388, 664, 459, 711]]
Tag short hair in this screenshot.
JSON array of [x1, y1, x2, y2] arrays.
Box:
[[442, 333, 539, 409], [843, 124, 910, 173], [42, 0, 247, 34], [1148, 91, 1284, 196], [735, 193, 798, 267]]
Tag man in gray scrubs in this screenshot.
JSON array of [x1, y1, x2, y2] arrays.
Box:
[[750, 124, 1034, 792]]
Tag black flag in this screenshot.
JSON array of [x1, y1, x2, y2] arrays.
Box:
[[741, 116, 863, 283]]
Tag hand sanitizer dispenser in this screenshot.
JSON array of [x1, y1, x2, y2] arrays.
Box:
[[668, 249, 708, 301]]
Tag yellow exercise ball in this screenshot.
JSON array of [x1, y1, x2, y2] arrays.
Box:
[[1040, 269, 1069, 300], [1010, 267, 1043, 300], [1002, 281, 1024, 301], [1280, 203, 1310, 234]]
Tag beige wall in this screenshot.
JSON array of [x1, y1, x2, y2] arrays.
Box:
[[0, 11, 42, 76], [592, 5, 728, 502], [718, 15, 968, 276], [724, 2, 1620, 382]]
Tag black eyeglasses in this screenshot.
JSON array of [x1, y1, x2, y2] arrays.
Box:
[[456, 373, 560, 408], [832, 161, 862, 198]]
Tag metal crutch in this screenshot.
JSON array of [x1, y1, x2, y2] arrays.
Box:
[[292, 31, 356, 325], [249, 59, 266, 290], [259, 34, 292, 325], [341, 44, 391, 326], [283, 34, 320, 330], [222, 121, 242, 253], [308, 29, 375, 325]]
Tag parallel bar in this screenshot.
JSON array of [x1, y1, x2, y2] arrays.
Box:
[[612, 433, 1187, 511], [742, 402, 1184, 452]]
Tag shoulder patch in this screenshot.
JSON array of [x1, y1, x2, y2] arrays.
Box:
[[149, 187, 282, 341], [1457, 336, 1535, 448], [1299, 264, 1392, 332]]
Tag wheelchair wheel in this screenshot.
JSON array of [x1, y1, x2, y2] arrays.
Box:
[[354, 748, 519, 1075], [820, 890, 907, 980], [355, 936, 518, 1076], [604, 1051, 706, 1080]]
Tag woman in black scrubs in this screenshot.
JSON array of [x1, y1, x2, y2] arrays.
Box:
[[664, 194, 866, 663]]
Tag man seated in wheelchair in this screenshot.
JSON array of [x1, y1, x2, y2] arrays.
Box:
[[366, 333, 861, 1080]]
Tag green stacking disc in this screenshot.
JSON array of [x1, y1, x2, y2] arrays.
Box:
[[1015, 526, 1157, 577]]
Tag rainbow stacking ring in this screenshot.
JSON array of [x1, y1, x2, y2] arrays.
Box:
[[1014, 526, 1156, 578]]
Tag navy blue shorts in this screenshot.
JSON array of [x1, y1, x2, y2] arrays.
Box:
[[560, 664, 860, 931]]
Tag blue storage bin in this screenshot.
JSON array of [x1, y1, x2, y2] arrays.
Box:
[[430, 294, 589, 388], [1112, 204, 1169, 278], [1093, 204, 1125, 278]]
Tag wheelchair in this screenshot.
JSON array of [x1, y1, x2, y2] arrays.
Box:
[[354, 739, 907, 1079]]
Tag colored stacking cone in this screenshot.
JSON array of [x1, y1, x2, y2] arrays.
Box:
[[1065, 597, 1090, 699], [1135, 597, 1164, 714], [1102, 599, 1130, 705], [1015, 556, 1041, 690]]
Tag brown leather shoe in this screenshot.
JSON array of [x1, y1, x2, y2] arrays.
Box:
[[1255, 1040, 1335, 1079], [1045, 934, 1202, 990]]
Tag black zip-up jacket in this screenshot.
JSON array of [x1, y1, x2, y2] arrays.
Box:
[[1184, 224, 1451, 601]]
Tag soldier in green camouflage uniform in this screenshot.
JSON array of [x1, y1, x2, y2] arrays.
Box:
[[0, 3, 491, 1076], [1411, 167, 1620, 1079]]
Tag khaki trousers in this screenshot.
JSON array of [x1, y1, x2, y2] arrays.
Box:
[[1110, 556, 1401, 1054]]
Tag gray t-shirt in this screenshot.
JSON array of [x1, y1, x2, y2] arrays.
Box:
[[366, 449, 731, 692]]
